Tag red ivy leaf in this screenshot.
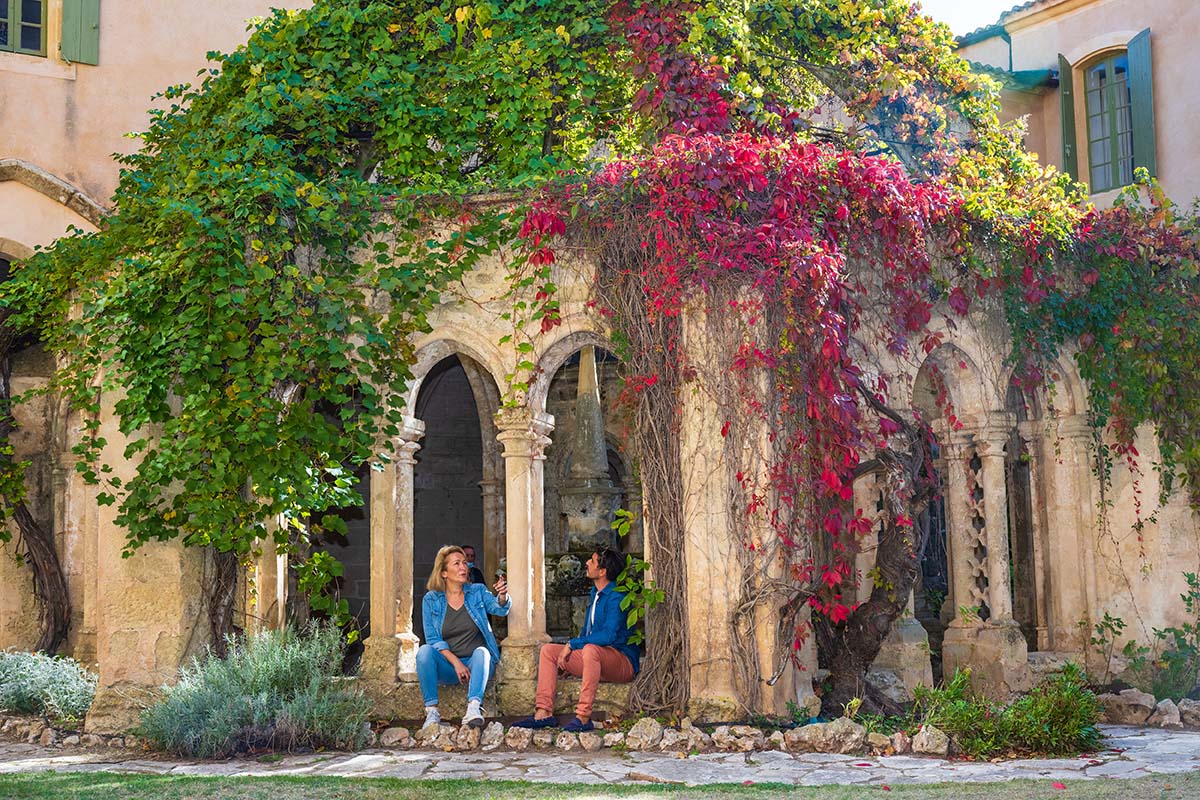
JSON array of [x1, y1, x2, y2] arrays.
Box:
[[948, 287, 970, 315]]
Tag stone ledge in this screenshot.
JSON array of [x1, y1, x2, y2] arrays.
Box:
[[369, 675, 633, 720]]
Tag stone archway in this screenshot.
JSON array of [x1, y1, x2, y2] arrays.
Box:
[[410, 353, 504, 641], [911, 344, 1032, 697], [358, 337, 506, 690], [539, 345, 635, 640]]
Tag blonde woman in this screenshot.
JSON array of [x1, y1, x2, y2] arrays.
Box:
[[418, 545, 510, 729]]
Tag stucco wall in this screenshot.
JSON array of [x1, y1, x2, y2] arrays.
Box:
[[0, 0, 310, 207], [958, 0, 1200, 204]]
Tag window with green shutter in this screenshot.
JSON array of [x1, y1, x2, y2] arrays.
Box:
[[60, 0, 99, 65], [1065, 29, 1157, 194], [0, 0, 47, 56]]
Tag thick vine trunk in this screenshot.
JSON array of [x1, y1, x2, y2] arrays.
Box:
[[817, 387, 935, 717], [13, 503, 71, 654], [0, 317, 71, 654], [817, 514, 920, 717], [207, 548, 241, 656]]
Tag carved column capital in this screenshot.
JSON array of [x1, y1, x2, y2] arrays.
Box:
[[494, 407, 555, 459], [975, 416, 1015, 457], [1056, 414, 1095, 442], [398, 415, 426, 442]]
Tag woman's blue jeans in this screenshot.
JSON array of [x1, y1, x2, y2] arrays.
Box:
[[416, 644, 492, 706]]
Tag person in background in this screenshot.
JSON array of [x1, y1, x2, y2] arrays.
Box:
[[417, 545, 510, 729], [512, 548, 640, 732], [462, 544, 487, 585]]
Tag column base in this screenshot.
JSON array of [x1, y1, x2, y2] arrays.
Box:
[[495, 638, 545, 714], [85, 681, 163, 735], [871, 617, 933, 701], [359, 633, 420, 717], [943, 620, 1031, 700]]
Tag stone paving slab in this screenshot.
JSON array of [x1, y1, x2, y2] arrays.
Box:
[[1, 726, 1199, 787]]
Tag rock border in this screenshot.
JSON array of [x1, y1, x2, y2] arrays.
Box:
[[0, 715, 143, 750], [358, 716, 932, 756], [6, 699, 1199, 759]]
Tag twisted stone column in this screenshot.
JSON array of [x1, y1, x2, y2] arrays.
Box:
[[977, 423, 1015, 622]]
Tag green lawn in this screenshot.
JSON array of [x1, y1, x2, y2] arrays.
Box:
[[0, 773, 1193, 800]]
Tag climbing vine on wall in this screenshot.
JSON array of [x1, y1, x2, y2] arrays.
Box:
[[0, 0, 1195, 710], [509, 0, 1199, 712]]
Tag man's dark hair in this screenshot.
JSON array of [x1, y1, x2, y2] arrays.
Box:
[[596, 548, 625, 583]]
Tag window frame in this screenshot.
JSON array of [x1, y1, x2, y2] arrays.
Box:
[[0, 0, 48, 57], [1082, 49, 1134, 194]]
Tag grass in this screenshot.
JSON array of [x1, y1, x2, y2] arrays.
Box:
[[0, 773, 1195, 800]]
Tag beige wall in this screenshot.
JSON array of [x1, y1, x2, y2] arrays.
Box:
[[0, 0, 306, 680], [958, 0, 1200, 204], [0, 0, 310, 216]]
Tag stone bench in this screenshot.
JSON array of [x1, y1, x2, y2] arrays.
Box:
[[371, 673, 633, 721]]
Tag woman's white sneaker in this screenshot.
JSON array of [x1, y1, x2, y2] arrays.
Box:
[[462, 699, 485, 729], [422, 705, 441, 729]]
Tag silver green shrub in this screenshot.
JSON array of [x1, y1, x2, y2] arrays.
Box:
[[138, 625, 370, 758], [0, 650, 98, 725]]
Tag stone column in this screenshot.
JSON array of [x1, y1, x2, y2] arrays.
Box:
[[1018, 420, 1051, 651], [360, 417, 424, 703], [940, 434, 984, 690], [249, 521, 288, 634], [495, 406, 554, 698], [1043, 414, 1099, 655], [945, 422, 1031, 698], [977, 424, 1014, 622], [940, 435, 980, 627]]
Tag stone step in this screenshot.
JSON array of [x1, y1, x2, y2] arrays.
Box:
[[375, 676, 632, 721]]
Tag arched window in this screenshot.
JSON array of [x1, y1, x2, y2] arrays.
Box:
[[1083, 51, 1133, 192], [1058, 29, 1156, 193]]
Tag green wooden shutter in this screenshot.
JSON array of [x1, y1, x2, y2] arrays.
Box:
[[1127, 28, 1157, 178], [60, 0, 99, 65], [1058, 53, 1078, 181]]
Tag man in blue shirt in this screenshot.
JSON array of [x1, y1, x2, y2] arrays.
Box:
[[513, 548, 640, 732]]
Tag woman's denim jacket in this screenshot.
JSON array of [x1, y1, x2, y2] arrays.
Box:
[[422, 582, 511, 663]]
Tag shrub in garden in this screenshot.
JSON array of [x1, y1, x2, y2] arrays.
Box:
[[139, 625, 371, 758], [0, 650, 97, 725], [913, 665, 1102, 758]]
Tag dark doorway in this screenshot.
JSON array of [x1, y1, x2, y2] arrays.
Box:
[[412, 355, 485, 641]]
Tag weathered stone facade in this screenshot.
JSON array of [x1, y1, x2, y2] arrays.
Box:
[[1, 0, 1198, 733]]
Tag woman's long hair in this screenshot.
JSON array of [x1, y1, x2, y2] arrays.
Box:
[[426, 544, 466, 593]]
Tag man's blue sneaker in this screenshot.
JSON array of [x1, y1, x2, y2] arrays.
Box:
[[512, 715, 558, 729], [562, 717, 594, 733]]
